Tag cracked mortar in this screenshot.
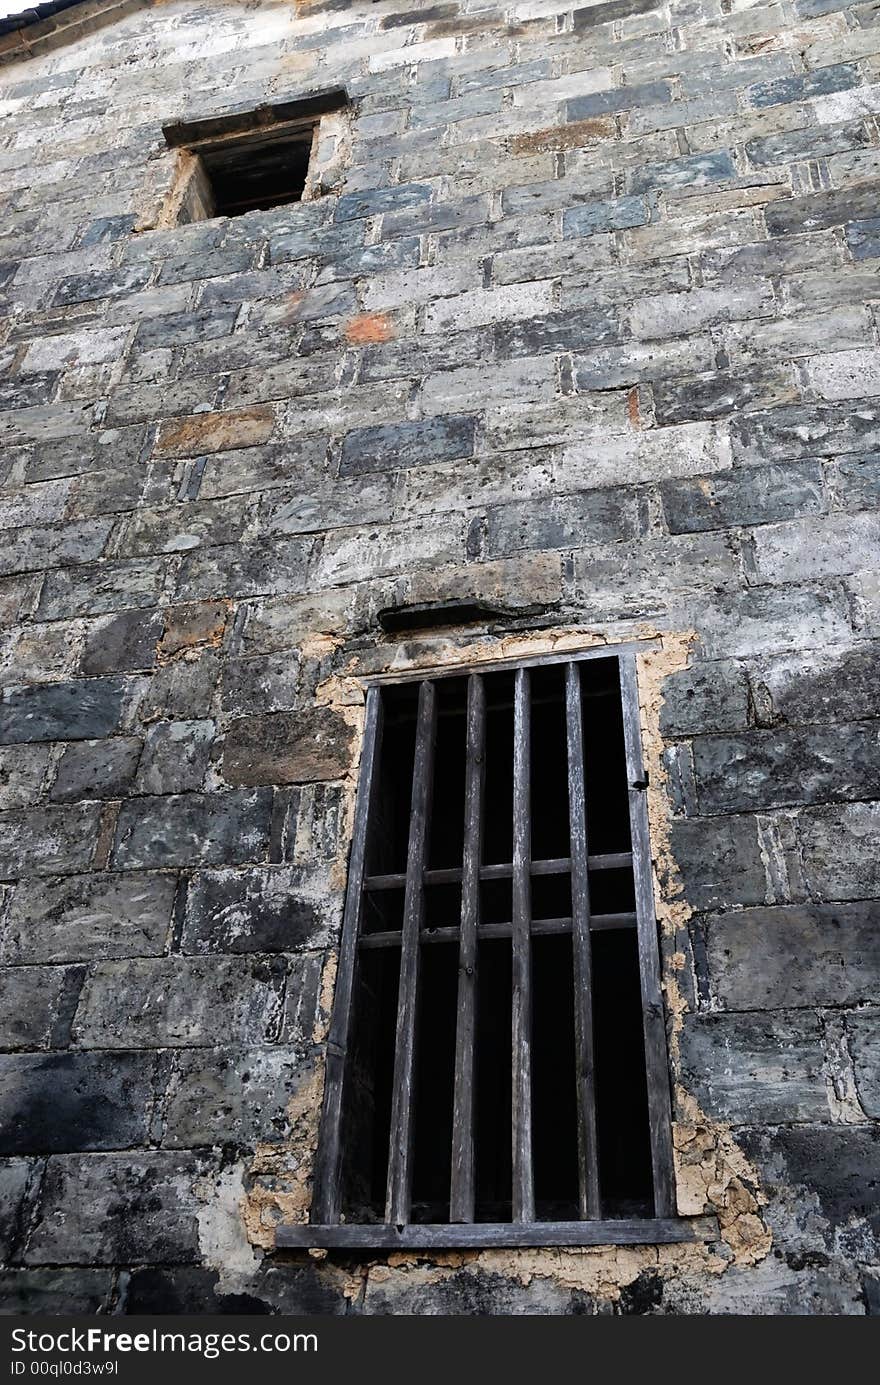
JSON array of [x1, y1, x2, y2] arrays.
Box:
[[228, 625, 772, 1306]]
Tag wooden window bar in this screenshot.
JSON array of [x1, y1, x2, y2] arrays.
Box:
[[285, 652, 714, 1252]]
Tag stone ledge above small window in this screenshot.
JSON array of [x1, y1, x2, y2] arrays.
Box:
[[152, 88, 351, 228]]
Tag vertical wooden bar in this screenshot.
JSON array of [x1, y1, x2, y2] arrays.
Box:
[[450, 673, 486, 1223], [385, 679, 437, 1226], [511, 666, 535, 1223], [565, 662, 602, 1221], [619, 654, 676, 1218], [311, 686, 383, 1225]]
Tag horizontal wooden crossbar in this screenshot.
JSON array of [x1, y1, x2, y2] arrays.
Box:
[[277, 1216, 719, 1250], [363, 853, 632, 892], [358, 913, 637, 949]]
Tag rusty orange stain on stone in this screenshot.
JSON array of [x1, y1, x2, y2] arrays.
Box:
[[272, 291, 306, 327], [627, 387, 642, 429], [159, 600, 230, 661], [509, 117, 617, 155], [154, 406, 275, 459], [343, 313, 396, 345]]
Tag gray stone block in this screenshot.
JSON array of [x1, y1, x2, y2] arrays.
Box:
[[219, 653, 303, 716], [0, 1160, 31, 1261], [37, 560, 166, 621], [52, 265, 151, 306], [163, 1046, 315, 1148], [2, 872, 176, 964], [174, 539, 311, 603], [339, 414, 477, 475], [626, 150, 736, 194], [495, 306, 619, 357], [667, 815, 766, 912], [562, 194, 648, 237], [0, 1051, 156, 1154], [0, 520, 112, 579], [692, 584, 853, 659], [181, 865, 338, 954], [118, 500, 251, 560], [0, 966, 82, 1050], [692, 724, 880, 814], [72, 956, 286, 1048], [0, 677, 129, 745], [798, 802, 880, 901], [112, 790, 272, 869], [281, 951, 327, 1048], [0, 745, 51, 810], [483, 488, 648, 557], [119, 1261, 345, 1314], [279, 782, 346, 863], [573, 336, 714, 390], [765, 182, 880, 237], [570, 533, 739, 619], [661, 462, 823, 532], [335, 182, 432, 221], [738, 1125, 880, 1245], [848, 1011, 880, 1118], [832, 453, 880, 510], [678, 1012, 828, 1124], [0, 373, 60, 411], [79, 609, 162, 676], [659, 662, 751, 737], [749, 646, 880, 725], [730, 400, 880, 465], [705, 902, 880, 1009], [362, 1264, 599, 1315], [653, 365, 798, 426], [659, 1258, 865, 1316], [565, 80, 672, 121], [0, 804, 102, 878], [134, 720, 214, 795], [746, 62, 859, 110], [24, 1153, 204, 1265], [756, 119, 869, 166], [136, 651, 220, 723], [846, 219, 880, 261], [751, 512, 880, 584], [50, 737, 142, 802], [0, 1269, 111, 1315]]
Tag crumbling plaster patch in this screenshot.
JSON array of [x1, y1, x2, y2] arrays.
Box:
[[223, 623, 771, 1306]]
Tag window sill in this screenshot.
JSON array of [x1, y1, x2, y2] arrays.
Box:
[[276, 1215, 719, 1251]]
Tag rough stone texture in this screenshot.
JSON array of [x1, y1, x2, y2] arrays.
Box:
[[222, 710, 354, 786], [0, 1051, 158, 1154], [0, 0, 878, 1318]]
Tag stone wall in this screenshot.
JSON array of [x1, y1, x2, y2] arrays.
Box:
[[0, 0, 878, 1315]]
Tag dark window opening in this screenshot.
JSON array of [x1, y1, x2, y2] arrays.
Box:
[[282, 650, 699, 1252], [199, 129, 315, 217], [161, 91, 347, 223]]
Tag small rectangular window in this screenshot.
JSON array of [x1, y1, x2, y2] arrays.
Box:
[[278, 649, 714, 1251], [161, 90, 347, 223]]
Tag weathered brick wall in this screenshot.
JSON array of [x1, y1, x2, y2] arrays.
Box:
[[0, 0, 878, 1315]]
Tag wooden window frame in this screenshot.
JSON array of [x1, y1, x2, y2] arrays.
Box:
[[276, 646, 717, 1251]]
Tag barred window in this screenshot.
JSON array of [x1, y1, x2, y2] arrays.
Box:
[[279, 649, 709, 1251]]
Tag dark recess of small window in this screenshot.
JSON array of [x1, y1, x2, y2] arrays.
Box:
[[199, 130, 315, 217], [376, 601, 507, 634], [162, 89, 347, 222]]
